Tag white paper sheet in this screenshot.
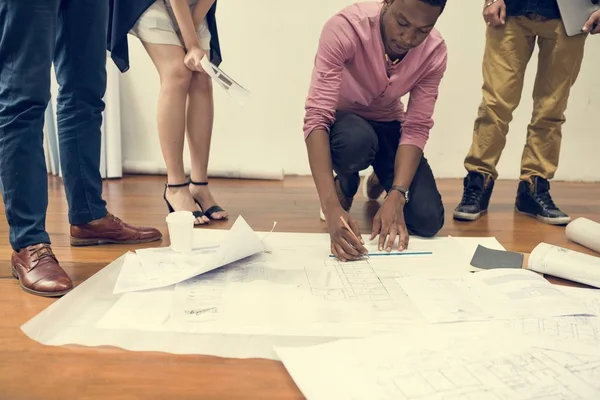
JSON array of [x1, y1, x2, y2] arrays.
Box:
[[396, 269, 593, 323], [558, 286, 600, 316], [200, 57, 250, 105], [275, 325, 600, 400], [101, 236, 474, 338], [502, 316, 600, 351], [113, 216, 264, 293], [20, 233, 495, 359], [528, 242, 600, 289]]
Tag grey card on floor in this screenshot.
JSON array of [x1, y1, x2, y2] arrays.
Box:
[[470, 245, 524, 269]]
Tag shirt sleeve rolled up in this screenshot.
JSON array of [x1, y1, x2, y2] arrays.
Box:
[[303, 15, 356, 139]]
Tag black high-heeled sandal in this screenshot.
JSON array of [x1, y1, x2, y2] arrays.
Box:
[[189, 180, 228, 220], [163, 182, 207, 225]]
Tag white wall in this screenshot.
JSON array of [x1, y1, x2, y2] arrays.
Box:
[[119, 0, 600, 181]]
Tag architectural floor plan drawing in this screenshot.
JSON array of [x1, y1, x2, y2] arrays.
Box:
[[275, 330, 600, 400], [373, 349, 600, 400], [100, 234, 475, 338], [542, 349, 600, 392], [316, 259, 393, 301], [503, 317, 600, 347], [169, 259, 424, 337]]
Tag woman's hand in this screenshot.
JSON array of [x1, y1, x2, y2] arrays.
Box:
[[184, 46, 206, 72]]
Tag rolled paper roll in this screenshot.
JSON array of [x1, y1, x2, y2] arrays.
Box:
[[566, 217, 600, 254], [528, 242, 600, 289]]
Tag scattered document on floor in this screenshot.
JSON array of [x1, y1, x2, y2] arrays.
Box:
[[396, 268, 594, 323], [25, 229, 572, 361], [528, 242, 600, 288], [502, 316, 600, 353], [101, 236, 473, 338], [113, 216, 264, 293], [275, 325, 600, 400], [558, 286, 600, 316], [200, 57, 250, 105]]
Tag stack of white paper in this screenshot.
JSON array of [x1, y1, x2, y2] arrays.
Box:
[[113, 216, 265, 293], [20, 215, 600, 399], [275, 324, 600, 400], [396, 268, 593, 323], [21, 226, 501, 359]]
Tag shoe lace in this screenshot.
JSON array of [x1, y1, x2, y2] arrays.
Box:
[[107, 213, 123, 224], [461, 185, 483, 206], [533, 189, 557, 210], [29, 245, 57, 265]]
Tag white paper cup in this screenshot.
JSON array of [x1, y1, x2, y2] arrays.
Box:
[[165, 211, 195, 253]]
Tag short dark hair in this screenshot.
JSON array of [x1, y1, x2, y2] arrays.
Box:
[[419, 0, 446, 13]]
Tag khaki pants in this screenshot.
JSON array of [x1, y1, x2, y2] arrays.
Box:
[[464, 15, 587, 183]]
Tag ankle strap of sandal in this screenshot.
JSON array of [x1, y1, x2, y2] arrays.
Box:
[[189, 180, 208, 186], [165, 181, 190, 188]]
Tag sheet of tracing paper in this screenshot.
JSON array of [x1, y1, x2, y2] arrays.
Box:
[[20, 223, 507, 361]]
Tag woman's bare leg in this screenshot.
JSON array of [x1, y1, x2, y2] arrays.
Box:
[[186, 71, 228, 219], [142, 42, 209, 224]]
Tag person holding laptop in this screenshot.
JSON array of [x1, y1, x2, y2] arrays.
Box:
[[453, 0, 595, 225], [583, 5, 600, 33], [303, 0, 448, 261]]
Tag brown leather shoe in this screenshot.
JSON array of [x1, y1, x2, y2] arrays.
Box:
[[70, 212, 162, 246], [12, 244, 73, 297]]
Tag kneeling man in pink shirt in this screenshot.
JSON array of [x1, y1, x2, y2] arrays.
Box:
[[303, 0, 448, 261]]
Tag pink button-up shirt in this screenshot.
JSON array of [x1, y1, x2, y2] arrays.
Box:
[[303, 2, 447, 150]]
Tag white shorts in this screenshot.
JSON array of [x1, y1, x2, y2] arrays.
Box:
[[129, 0, 211, 51]]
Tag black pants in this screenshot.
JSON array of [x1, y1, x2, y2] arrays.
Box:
[[330, 112, 445, 237]]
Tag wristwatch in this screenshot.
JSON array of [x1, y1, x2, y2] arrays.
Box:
[[386, 185, 409, 203]]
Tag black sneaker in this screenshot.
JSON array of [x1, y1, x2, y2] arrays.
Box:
[[515, 177, 571, 225], [453, 171, 494, 221]]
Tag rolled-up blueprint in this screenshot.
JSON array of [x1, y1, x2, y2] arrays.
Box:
[[528, 242, 600, 288], [566, 217, 600, 254]]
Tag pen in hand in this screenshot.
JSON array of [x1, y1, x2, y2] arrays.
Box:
[[339, 215, 369, 257]]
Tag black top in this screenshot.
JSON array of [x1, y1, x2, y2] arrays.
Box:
[[107, 0, 222, 73], [504, 0, 561, 20]]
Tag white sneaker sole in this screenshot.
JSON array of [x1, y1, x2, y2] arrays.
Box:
[[453, 210, 486, 221], [515, 208, 571, 225]]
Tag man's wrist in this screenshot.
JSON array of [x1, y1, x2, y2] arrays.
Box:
[[386, 188, 406, 205], [322, 195, 341, 213], [388, 184, 409, 201]]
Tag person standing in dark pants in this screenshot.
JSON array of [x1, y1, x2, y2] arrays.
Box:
[[0, 0, 162, 297], [303, 0, 448, 261]]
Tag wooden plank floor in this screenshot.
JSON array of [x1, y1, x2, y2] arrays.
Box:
[[1, 175, 599, 399]]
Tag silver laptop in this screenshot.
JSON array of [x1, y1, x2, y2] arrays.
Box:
[[557, 0, 600, 36]]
